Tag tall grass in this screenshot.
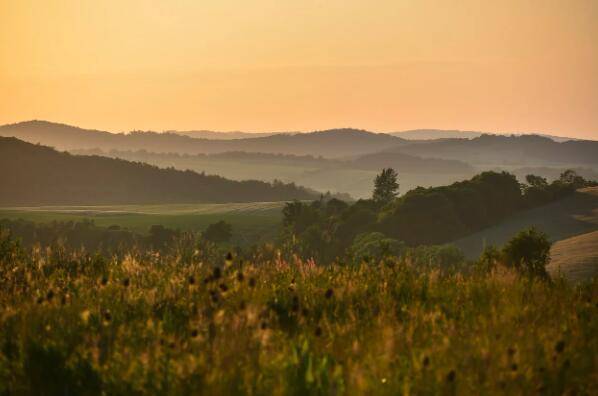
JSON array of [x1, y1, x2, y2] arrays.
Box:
[[0, 240, 596, 395]]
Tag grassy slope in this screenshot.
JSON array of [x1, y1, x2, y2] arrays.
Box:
[[0, 202, 286, 245], [547, 231, 598, 283], [453, 187, 598, 259]]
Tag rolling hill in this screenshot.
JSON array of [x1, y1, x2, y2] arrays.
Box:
[[0, 121, 407, 158], [453, 187, 598, 260], [390, 129, 579, 142], [69, 147, 477, 199], [546, 231, 598, 283], [391, 134, 598, 167], [0, 137, 319, 205]]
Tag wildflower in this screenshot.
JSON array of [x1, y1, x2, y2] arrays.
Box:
[[291, 296, 299, 313], [555, 340, 565, 354], [104, 311, 112, 322], [80, 309, 91, 324], [446, 370, 456, 383], [422, 356, 430, 368], [314, 326, 322, 337], [325, 288, 334, 299]]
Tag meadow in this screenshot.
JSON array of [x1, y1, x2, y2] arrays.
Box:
[[0, 233, 596, 395], [0, 202, 285, 246]]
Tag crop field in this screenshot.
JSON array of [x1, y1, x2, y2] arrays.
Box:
[[548, 231, 598, 283], [0, 202, 286, 244]]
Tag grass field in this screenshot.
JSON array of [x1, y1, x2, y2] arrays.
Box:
[[0, 241, 595, 394], [0, 202, 286, 245], [547, 231, 598, 283]]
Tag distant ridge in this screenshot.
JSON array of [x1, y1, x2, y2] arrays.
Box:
[[0, 137, 319, 205], [390, 129, 581, 142], [0, 121, 406, 158]]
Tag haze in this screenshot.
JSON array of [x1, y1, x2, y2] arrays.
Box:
[[1, 0, 597, 139]]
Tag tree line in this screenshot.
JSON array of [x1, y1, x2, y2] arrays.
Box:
[[280, 168, 596, 263]]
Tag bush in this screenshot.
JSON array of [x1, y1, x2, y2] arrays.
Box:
[[502, 227, 551, 278], [349, 232, 404, 265]]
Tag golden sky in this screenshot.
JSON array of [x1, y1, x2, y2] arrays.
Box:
[[1, 0, 597, 138]]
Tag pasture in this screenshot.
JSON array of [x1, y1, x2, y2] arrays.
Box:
[[0, 202, 286, 245]]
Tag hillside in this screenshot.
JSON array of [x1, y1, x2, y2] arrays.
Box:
[[453, 187, 598, 259], [547, 231, 598, 283], [69, 147, 476, 199], [0, 137, 318, 205], [393, 134, 598, 167], [170, 130, 286, 140], [0, 121, 406, 158], [391, 129, 578, 142]]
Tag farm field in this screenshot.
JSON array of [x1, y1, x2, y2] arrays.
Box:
[[0, 202, 286, 245], [547, 230, 598, 283]]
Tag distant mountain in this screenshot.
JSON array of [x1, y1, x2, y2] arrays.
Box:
[[391, 129, 579, 142], [0, 137, 319, 206], [170, 130, 288, 140], [350, 151, 474, 173], [391, 129, 483, 140], [0, 121, 406, 158], [392, 134, 598, 167]]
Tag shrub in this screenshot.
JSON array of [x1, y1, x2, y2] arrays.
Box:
[[502, 227, 551, 278]]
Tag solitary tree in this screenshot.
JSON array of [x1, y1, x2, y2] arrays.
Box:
[[373, 168, 399, 205], [502, 227, 551, 278]]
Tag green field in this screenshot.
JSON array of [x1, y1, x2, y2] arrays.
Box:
[[0, 202, 286, 245]]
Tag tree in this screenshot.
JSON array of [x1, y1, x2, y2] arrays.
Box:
[[203, 221, 232, 244], [502, 227, 551, 278], [559, 169, 586, 188], [349, 232, 404, 265], [373, 168, 399, 205], [525, 174, 548, 188]]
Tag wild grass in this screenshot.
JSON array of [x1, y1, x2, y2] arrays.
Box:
[[0, 241, 596, 395]]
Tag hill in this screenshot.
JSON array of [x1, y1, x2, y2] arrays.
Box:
[[0, 137, 318, 205], [547, 231, 598, 283], [0, 121, 407, 158], [453, 187, 598, 259], [69, 147, 476, 199], [391, 129, 579, 142], [170, 130, 287, 140], [392, 134, 598, 167]]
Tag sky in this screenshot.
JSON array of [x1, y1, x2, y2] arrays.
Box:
[[1, 0, 597, 139]]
